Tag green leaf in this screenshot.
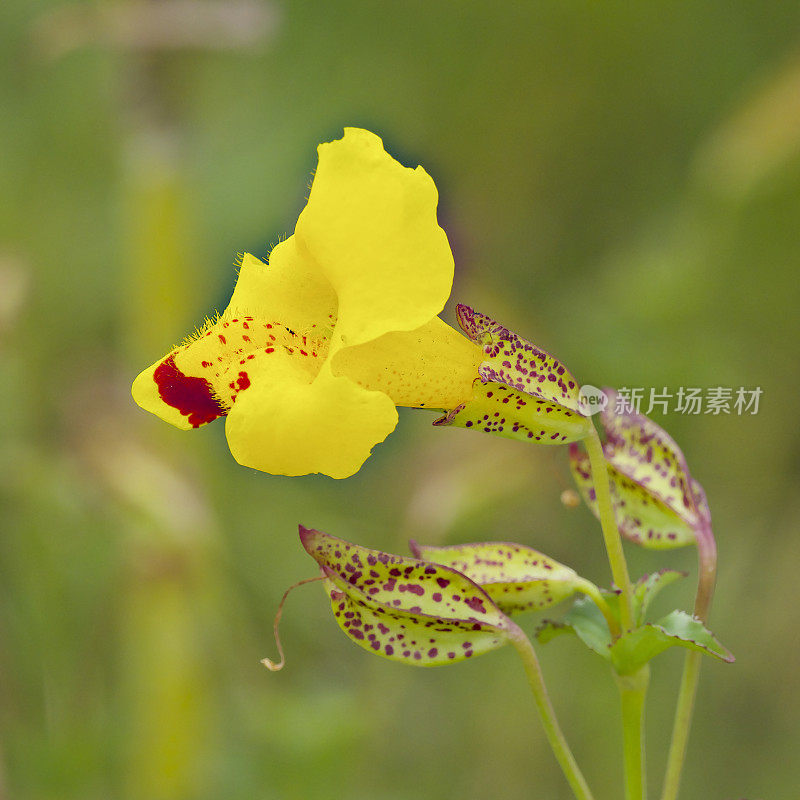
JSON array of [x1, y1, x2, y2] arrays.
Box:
[[535, 620, 575, 645], [300, 526, 513, 667], [564, 597, 615, 657], [609, 610, 735, 675], [633, 570, 687, 625], [536, 596, 613, 661], [570, 444, 697, 549], [434, 305, 593, 445], [409, 540, 591, 614]]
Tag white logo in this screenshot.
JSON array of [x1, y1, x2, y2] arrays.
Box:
[[578, 385, 608, 416]]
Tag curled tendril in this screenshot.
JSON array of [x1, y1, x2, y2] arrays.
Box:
[[261, 576, 326, 671]]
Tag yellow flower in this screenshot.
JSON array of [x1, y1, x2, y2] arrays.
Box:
[[132, 128, 482, 478]]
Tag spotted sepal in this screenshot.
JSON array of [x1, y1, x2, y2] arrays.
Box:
[[433, 380, 591, 445], [409, 540, 591, 614], [609, 610, 734, 675], [456, 305, 584, 413], [690, 478, 711, 526], [632, 570, 687, 626], [569, 444, 696, 548], [600, 389, 707, 532], [300, 526, 513, 667]]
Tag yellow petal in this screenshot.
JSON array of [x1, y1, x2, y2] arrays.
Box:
[[296, 128, 454, 349], [332, 316, 483, 410], [132, 314, 330, 430], [229, 245, 337, 337], [225, 363, 398, 478]]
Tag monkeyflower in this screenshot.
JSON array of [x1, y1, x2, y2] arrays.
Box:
[[132, 128, 483, 478]]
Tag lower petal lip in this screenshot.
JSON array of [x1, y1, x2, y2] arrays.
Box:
[[152, 353, 228, 428]]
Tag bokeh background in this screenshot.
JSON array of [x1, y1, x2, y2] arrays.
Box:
[[2, 2, 800, 798]]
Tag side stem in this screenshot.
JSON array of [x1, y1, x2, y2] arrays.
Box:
[[584, 426, 635, 632], [576, 578, 620, 639], [509, 625, 596, 800], [660, 527, 717, 800]]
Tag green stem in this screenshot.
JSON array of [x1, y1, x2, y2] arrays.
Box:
[[618, 666, 650, 800], [660, 528, 717, 800], [584, 426, 635, 632], [509, 625, 595, 800], [660, 652, 701, 800]]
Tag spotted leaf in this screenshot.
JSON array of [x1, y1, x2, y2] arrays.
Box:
[[435, 305, 593, 446], [300, 527, 513, 667], [569, 444, 697, 548], [609, 610, 734, 675], [633, 570, 686, 626], [409, 540, 592, 614]]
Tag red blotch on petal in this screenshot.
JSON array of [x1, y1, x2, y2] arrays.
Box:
[[153, 355, 227, 428]]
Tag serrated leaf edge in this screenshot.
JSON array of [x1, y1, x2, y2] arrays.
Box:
[[610, 612, 735, 675]]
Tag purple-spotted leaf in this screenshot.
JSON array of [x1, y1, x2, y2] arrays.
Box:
[[300, 526, 514, 667], [633, 570, 687, 625], [433, 305, 592, 445], [569, 444, 697, 548], [609, 610, 734, 675], [409, 540, 593, 613]]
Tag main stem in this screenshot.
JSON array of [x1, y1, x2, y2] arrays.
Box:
[[510, 626, 595, 800], [584, 426, 648, 797], [584, 426, 635, 632], [618, 666, 650, 800], [660, 527, 717, 800]]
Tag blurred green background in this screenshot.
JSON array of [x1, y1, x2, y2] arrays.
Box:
[[2, 2, 800, 798]]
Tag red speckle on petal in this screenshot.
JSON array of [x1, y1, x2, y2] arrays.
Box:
[[153, 355, 226, 428], [236, 371, 250, 391], [218, 334, 226, 344]]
